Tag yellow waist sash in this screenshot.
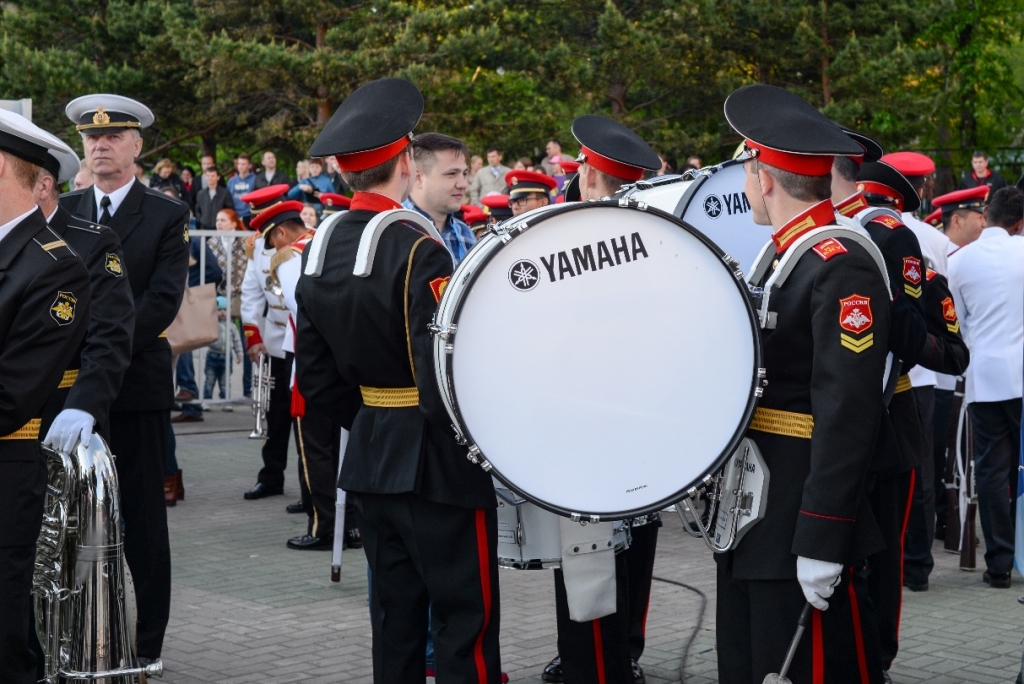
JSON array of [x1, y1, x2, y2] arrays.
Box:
[[360, 386, 419, 408], [748, 407, 814, 439], [0, 418, 41, 441]]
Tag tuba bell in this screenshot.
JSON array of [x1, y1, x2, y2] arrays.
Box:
[[249, 351, 273, 440], [33, 435, 163, 683]]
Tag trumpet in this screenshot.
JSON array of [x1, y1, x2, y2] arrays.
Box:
[[250, 352, 273, 439]]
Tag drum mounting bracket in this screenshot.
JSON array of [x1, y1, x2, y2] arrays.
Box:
[[466, 445, 493, 471], [617, 196, 648, 211], [569, 513, 602, 524], [428, 322, 457, 340]]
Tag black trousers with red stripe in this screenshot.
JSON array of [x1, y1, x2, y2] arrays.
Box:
[[863, 468, 915, 672], [294, 407, 341, 538], [716, 561, 883, 684], [356, 493, 501, 684], [554, 552, 633, 684]]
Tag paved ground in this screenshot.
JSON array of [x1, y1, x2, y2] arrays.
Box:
[[161, 408, 1024, 683]]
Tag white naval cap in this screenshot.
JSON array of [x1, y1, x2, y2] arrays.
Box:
[[65, 93, 155, 134], [0, 108, 78, 181]]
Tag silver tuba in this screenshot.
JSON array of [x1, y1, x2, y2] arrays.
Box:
[[249, 351, 273, 439], [33, 435, 163, 683]]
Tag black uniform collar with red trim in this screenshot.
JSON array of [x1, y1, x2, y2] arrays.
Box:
[[835, 192, 869, 218], [773, 199, 837, 253], [349, 192, 403, 213]]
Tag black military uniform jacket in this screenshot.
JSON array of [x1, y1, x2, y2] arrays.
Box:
[[0, 208, 90, 466], [295, 195, 495, 510], [721, 200, 890, 580], [838, 195, 929, 476], [60, 179, 190, 412], [919, 268, 969, 376], [40, 206, 135, 437]]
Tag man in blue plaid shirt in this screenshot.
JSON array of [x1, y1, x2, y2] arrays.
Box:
[[403, 132, 477, 265]]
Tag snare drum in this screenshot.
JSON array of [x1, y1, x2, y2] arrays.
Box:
[[432, 201, 763, 521], [495, 485, 628, 569], [619, 158, 773, 275]]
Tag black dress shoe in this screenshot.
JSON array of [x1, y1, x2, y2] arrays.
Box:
[[984, 571, 1011, 588], [541, 655, 563, 683], [287, 534, 333, 550], [904, 580, 929, 592], [345, 528, 363, 549], [286, 499, 305, 514], [632, 659, 646, 684], [243, 482, 283, 500]]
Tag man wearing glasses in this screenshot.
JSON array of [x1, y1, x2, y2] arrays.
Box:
[[506, 170, 556, 216]]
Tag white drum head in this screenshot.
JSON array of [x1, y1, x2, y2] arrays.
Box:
[[678, 160, 773, 275], [443, 203, 761, 519]]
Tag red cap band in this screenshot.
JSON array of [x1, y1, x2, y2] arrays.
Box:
[[745, 140, 834, 176], [581, 146, 645, 182], [857, 181, 904, 212], [334, 136, 410, 173]]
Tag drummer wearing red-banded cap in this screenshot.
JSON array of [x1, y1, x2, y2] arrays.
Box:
[[538, 114, 662, 684], [717, 84, 891, 684], [294, 78, 502, 683]]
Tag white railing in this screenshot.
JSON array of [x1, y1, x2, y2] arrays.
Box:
[[187, 229, 253, 409]]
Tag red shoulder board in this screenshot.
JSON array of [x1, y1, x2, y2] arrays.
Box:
[[812, 237, 848, 261], [873, 215, 905, 231], [429, 276, 450, 303], [926, 268, 938, 281]]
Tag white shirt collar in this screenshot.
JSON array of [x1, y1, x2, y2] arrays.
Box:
[[45, 205, 59, 224], [93, 177, 136, 219], [0, 207, 40, 247], [981, 226, 1009, 240]]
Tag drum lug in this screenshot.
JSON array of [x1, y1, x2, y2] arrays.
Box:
[[618, 196, 648, 211], [428, 322, 457, 340], [754, 386, 764, 397], [480, 459, 493, 472], [466, 445, 481, 464], [569, 513, 601, 524]]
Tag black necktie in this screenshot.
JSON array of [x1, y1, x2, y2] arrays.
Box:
[[99, 195, 111, 224]]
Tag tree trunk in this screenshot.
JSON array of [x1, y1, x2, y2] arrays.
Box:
[[316, 22, 331, 125], [820, 0, 831, 105], [201, 134, 217, 160], [608, 82, 626, 117]]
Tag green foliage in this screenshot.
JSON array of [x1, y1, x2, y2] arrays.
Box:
[[0, 0, 1021, 174]]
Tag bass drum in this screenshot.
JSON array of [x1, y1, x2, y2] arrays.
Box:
[[432, 200, 763, 520], [620, 158, 774, 276]]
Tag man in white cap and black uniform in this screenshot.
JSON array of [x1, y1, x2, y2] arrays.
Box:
[[0, 108, 91, 684], [60, 94, 190, 667], [33, 130, 135, 458]]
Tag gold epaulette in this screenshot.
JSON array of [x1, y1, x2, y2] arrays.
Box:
[[269, 248, 295, 280], [244, 234, 256, 260]]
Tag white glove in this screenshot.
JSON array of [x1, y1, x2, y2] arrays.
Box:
[[43, 409, 95, 454], [796, 556, 843, 611]]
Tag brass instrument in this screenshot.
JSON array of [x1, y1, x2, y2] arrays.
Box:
[[33, 436, 163, 683], [250, 352, 273, 439]]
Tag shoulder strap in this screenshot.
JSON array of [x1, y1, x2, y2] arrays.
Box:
[[303, 208, 448, 279], [756, 224, 889, 330], [746, 239, 779, 289], [353, 209, 446, 278], [851, 205, 901, 227]]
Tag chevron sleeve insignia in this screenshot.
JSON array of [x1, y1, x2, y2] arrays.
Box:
[[840, 332, 874, 353]]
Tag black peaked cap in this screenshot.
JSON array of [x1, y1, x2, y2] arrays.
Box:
[[309, 78, 423, 158], [857, 161, 921, 213], [841, 128, 884, 163], [724, 85, 863, 155], [572, 115, 661, 171]]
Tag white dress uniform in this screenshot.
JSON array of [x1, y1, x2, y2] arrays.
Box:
[[947, 226, 1024, 404], [240, 243, 290, 357]]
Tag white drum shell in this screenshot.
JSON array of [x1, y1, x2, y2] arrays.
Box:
[[434, 202, 762, 520], [624, 160, 774, 276]]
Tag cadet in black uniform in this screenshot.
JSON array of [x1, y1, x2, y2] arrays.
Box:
[[33, 141, 135, 452], [60, 95, 190, 667], [834, 155, 939, 678], [716, 85, 890, 684], [0, 109, 91, 684], [295, 78, 501, 683], [540, 115, 662, 684]]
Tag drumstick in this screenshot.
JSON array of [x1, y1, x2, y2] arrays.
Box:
[[762, 603, 812, 684], [331, 428, 349, 582]]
